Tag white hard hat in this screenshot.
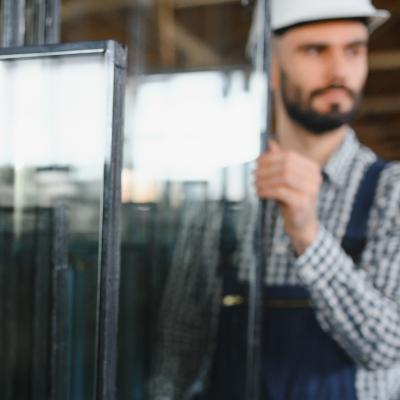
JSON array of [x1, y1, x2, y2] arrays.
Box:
[[272, 0, 390, 32]]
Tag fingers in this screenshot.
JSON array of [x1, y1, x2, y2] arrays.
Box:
[[253, 141, 321, 251], [257, 148, 320, 179], [259, 185, 308, 210], [256, 174, 319, 198], [256, 156, 319, 185], [255, 146, 322, 199]]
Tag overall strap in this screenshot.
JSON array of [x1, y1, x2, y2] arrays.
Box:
[[341, 159, 388, 263]]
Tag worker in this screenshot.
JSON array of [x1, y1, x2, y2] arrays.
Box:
[[151, 1, 400, 399], [211, 0, 400, 399]]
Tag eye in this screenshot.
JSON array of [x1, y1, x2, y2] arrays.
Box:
[[304, 45, 325, 56], [346, 47, 358, 56], [346, 44, 367, 57]]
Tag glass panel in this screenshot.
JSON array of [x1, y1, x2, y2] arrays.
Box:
[[63, 0, 265, 397], [0, 43, 124, 400], [115, 3, 268, 400], [0, 206, 54, 399]]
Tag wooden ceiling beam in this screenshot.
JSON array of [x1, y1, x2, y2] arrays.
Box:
[[175, 0, 240, 9], [369, 51, 400, 71], [156, 0, 223, 66], [61, 0, 140, 22], [62, 0, 241, 20], [158, 0, 177, 66], [361, 95, 400, 115], [174, 24, 223, 65]]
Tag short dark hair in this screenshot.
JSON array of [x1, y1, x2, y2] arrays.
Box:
[[273, 17, 369, 37]]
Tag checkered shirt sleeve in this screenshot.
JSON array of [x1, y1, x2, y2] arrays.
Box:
[[295, 164, 400, 371]]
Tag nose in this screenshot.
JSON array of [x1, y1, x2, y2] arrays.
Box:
[[326, 48, 348, 84]]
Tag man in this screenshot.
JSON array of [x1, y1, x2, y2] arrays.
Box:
[[247, 0, 400, 398], [151, 1, 400, 399], [208, 0, 400, 399]]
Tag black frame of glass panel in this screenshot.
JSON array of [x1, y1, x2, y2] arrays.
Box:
[[0, 40, 127, 400]]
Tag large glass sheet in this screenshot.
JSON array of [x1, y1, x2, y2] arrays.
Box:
[[119, 68, 266, 399], [118, 7, 269, 397], [56, 1, 268, 398], [0, 42, 125, 400]]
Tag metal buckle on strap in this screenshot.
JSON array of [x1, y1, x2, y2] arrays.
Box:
[[222, 295, 312, 309], [223, 295, 245, 307]]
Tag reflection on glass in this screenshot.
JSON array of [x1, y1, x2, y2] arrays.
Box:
[[127, 71, 263, 182], [0, 44, 123, 400], [119, 67, 266, 399]]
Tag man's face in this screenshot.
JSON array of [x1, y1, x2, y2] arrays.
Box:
[[272, 20, 369, 134]]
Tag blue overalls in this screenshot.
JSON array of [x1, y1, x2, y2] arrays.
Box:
[[207, 160, 386, 400]]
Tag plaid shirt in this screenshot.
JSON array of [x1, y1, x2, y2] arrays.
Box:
[[151, 129, 400, 400]]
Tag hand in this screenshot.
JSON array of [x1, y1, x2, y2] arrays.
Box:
[[254, 140, 322, 255]]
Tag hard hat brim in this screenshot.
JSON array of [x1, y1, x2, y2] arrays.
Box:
[[368, 10, 391, 31], [273, 8, 391, 33]]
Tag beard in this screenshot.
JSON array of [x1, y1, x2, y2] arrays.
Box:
[[280, 69, 363, 135]]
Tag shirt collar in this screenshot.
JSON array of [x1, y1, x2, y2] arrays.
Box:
[[322, 129, 360, 187]]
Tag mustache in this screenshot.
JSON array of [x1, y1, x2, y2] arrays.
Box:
[[310, 84, 357, 101]]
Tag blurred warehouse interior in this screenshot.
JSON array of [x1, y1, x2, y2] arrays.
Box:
[[0, 1, 399, 400], [61, 0, 400, 159]]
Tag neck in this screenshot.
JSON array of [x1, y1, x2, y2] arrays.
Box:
[[275, 104, 348, 167]]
